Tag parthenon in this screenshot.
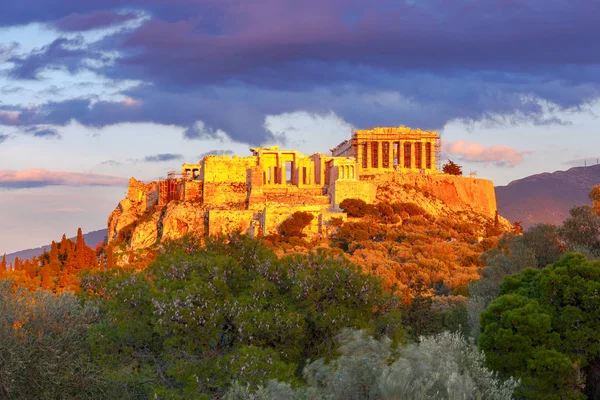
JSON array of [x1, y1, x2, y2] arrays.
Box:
[[331, 126, 440, 174]]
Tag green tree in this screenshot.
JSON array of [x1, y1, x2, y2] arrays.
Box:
[[468, 234, 537, 338], [522, 223, 564, 268], [479, 253, 600, 399], [559, 206, 600, 250], [0, 281, 109, 399], [83, 235, 403, 399]]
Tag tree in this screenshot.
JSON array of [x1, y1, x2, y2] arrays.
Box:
[[467, 234, 537, 338], [442, 160, 463, 176], [480, 253, 600, 399], [559, 206, 600, 250], [225, 330, 517, 400], [589, 184, 600, 215], [522, 223, 564, 268], [82, 235, 403, 398], [278, 211, 315, 237], [0, 281, 110, 399]]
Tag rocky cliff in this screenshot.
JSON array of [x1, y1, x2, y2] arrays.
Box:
[[107, 172, 506, 262]]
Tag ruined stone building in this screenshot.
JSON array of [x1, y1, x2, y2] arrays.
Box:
[[113, 126, 500, 245]]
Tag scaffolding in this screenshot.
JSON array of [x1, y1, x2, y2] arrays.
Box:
[[158, 171, 183, 206], [435, 136, 442, 171]]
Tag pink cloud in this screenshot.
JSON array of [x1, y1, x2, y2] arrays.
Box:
[[0, 110, 20, 125], [442, 140, 532, 167], [0, 169, 128, 189]]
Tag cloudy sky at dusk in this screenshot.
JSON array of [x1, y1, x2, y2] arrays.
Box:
[[1, 0, 599, 253]]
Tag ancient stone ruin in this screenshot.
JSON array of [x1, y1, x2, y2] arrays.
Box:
[[109, 126, 498, 247]]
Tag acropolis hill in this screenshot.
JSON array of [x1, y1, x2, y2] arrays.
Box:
[[108, 126, 501, 251]]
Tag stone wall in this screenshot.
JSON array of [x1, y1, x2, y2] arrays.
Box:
[[330, 180, 377, 207], [184, 180, 203, 202], [126, 177, 159, 212], [203, 156, 257, 207], [207, 210, 257, 236], [262, 205, 342, 237]]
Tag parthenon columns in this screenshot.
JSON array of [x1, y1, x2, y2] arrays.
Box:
[[358, 139, 436, 172]]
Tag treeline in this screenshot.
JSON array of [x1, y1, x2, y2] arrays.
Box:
[[3, 187, 600, 398], [0, 228, 102, 292]]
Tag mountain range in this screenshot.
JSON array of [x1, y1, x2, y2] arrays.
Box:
[[495, 164, 600, 229]]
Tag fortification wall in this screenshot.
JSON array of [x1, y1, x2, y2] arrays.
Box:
[[330, 180, 377, 207], [126, 177, 159, 212], [184, 180, 203, 202], [202, 156, 257, 207], [262, 205, 342, 237], [263, 186, 329, 207], [372, 172, 497, 217], [207, 210, 258, 237]]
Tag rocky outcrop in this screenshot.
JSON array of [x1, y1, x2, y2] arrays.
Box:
[[372, 172, 497, 218], [108, 171, 505, 257]]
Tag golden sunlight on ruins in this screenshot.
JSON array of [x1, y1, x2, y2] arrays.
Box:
[[108, 126, 498, 249]]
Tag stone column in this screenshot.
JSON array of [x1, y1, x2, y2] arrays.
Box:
[[388, 141, 394, 169], [421, 141, 427, 171], [410, 142, 416, 170], [376, 141, 383, 169], [366, 141, 372, 170], [356, 143, 363, 172], [430, 140, 436, 170], [399, 141, 404, 169]]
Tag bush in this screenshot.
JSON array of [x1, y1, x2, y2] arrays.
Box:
[[225, 330, 517, 400], [391, 202, 426, 217], [0, 281, 109, 399], [340, 198, 377, 218], [278, 211, 314, 237]]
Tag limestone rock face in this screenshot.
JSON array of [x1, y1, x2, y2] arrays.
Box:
[[160, 202, 206, 242], [374, 173, 497, 218]]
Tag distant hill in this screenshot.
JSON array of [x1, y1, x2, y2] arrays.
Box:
[[3, 229, 108, 265], [495, 164, 600, 229]]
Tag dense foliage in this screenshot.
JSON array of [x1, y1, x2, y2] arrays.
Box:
[[0, 281, 109, 399], [81, 235, 403, 399], [225, 330, 517, 400], [480, 253, 600, 399]]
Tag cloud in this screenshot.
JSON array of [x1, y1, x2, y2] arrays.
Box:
[[22, 126, 60, 138], [442, 140, 532, 167], [0, 1, 599, 144], [198, 149, 234, 158], [8, 37, 92, 80], [143, 153, 183, 163], [55, 11, 138, 31], [0, 134, 9, 143], [101, 159, 122, 166], [0, 169, 128, 189]]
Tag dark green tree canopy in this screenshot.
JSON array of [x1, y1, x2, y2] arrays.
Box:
[[82, 235, 403, 398], [480, 253, 600, 399]]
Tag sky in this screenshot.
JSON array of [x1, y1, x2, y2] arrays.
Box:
[[1, 0, 599, 253]]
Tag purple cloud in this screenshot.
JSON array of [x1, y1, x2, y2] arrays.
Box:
[[55, 11, 138, 31], [0, 1, 599, 144]]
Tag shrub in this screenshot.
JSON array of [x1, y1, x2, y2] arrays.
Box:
[[340, 198, 377, 218], [391, 202, 426, 217], [0, 281, 109, 399], [278, 211, 314, 237]]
